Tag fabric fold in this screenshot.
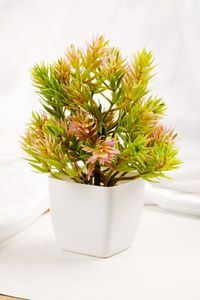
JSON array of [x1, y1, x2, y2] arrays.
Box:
[[145, 184, 200, 217], [0, 155, 49, 243], [145, 162, 200, 216]]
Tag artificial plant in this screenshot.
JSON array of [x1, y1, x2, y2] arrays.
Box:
[[21, 36, 180, 186]]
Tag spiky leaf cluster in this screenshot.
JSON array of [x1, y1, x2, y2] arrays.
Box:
[[21, 36, 181, 186]]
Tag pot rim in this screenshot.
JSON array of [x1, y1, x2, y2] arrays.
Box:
[[48, 175, 144, 189]]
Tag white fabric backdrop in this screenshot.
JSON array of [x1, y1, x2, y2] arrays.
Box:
[[0, 0, 200, 242]]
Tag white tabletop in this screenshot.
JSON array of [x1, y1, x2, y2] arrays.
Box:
[[0, 208, 200, 300]]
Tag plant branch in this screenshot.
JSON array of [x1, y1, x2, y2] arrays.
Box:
[[111, 174, 140, 185]]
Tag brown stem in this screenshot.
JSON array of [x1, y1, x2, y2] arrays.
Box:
[[111, 174, 140, 186], [94, 165, 106, 184], [116, 175, 140, 181], [106, 171, 119, 186], [94, 164, 101, 186], [104, 168, 115, 186]]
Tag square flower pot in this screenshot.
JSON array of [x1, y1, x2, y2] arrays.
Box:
[[49, 177, 145, 258]]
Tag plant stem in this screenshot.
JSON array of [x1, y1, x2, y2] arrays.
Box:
[[116, 175, 140, 181], [104, 168, 114, 186], [111, 174, 140, 185], [94, 164, 101, 186], [106, 170, 119, 186]]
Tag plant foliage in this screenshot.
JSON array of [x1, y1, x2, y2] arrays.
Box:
[[21, 36, 181, 186]]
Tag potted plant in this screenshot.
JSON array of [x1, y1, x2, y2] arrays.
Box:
[[21, 36, 180, 257]]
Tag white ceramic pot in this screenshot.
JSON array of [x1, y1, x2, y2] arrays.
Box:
[[49, 177, 145, 258]]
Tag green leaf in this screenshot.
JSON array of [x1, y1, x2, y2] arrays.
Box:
[[29, 162, 48, 173]]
